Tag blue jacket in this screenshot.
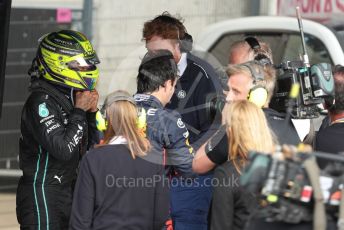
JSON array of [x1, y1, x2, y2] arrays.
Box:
[[167, 52, 223, 150], [134, 94, 194, 177]]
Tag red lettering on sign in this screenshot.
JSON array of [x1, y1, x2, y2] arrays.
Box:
[[311, 0, 321, 12], [336, 0, 344, 11], [324, 0, 333, 12], [278, 0, 344, 18], [302, 0, 311, 11]]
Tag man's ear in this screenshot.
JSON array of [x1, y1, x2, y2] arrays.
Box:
[[164, 79, 173, 88], [160, 80, 168, 92], [161, 81, 167, 89]]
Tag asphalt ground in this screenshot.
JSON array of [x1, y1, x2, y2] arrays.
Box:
[[0, 177, 19, 229]]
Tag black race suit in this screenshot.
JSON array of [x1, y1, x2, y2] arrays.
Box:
[[16, 80, 98, 230]]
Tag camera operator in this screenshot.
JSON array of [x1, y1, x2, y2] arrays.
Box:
[[229, 37, 314, 142], [315, 64, 344, 169], [193, 61, 300, 174], [193, 61, 311, 229], [16, 30, 100, 229]]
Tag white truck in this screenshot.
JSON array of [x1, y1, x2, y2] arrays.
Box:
[[195, 16, 344, 67], [194, 16, 344, 140]]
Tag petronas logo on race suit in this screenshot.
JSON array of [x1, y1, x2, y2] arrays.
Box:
[[39, 103, 49, 118]]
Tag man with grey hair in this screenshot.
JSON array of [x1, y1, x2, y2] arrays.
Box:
[[229, 37, 312, 142], [193, 61, 300, 174], [229, 37, 273, 65]]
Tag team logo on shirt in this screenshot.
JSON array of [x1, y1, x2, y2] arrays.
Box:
[[147, 108, 157, 116], [177, 118, 185, 129], [54, 175, 63, 183], [177, 90, 186, 99], [38, 103, 49, 118]]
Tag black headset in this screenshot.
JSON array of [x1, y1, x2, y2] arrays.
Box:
[[179, 32, 193, 53], [245, 37, 260, 50], [245, 36, 272, 66], [241, 61, 268, 108]]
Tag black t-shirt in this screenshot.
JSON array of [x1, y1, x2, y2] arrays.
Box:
[[262, 108, 300, 145], [206, 108, 300, 165], [205, 125, 228, 164], [315, 122, 344, 169]]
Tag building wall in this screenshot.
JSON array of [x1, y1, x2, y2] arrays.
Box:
[[260, 0, 278, 15], [1, 4, 78, 171], [3, 0, 262, 170], [11, 0, 261, 98], [12, 0, 83, 9]]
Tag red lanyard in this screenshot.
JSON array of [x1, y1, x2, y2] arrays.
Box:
[[330, 117, 344, 126]]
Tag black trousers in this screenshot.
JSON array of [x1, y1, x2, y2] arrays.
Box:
[[16, 178, 73, 230]]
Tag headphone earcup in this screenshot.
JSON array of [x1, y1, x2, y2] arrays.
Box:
[[96, 110, 107, 131], [248, 86, 268, 108], [179, 33, 193, 53], [136, 107, 147, 137]]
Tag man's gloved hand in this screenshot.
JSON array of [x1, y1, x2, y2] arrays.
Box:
[[89, 90, 99, 112], [75, 91, 96, 111]]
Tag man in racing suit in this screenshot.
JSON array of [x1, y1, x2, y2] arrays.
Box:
[[134, 49, 194, 177], [134, 50, 195, 229], [134, 93, 194, 177], [16, 30, 100, 230]]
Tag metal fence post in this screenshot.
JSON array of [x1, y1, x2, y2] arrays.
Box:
[[250, 0, 261, 16], [82, 0, 93, 40]]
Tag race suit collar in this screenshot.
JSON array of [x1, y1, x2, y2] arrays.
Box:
[[134, 94, 164, 109]]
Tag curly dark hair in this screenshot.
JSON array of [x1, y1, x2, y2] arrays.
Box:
[[142, 12, 186, 41]]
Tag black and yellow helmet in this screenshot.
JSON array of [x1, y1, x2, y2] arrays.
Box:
[[36, 30, 100, 90]]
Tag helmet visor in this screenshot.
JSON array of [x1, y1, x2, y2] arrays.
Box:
[[66, 54, 100, 71]]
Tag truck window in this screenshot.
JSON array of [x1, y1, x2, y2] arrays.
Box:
[[207, 32, 332, 67], [283, 33, 332, 65]]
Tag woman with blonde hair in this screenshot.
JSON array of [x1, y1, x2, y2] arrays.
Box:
[[211, 100, 276, 230], [70, 90, 169, 230]]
